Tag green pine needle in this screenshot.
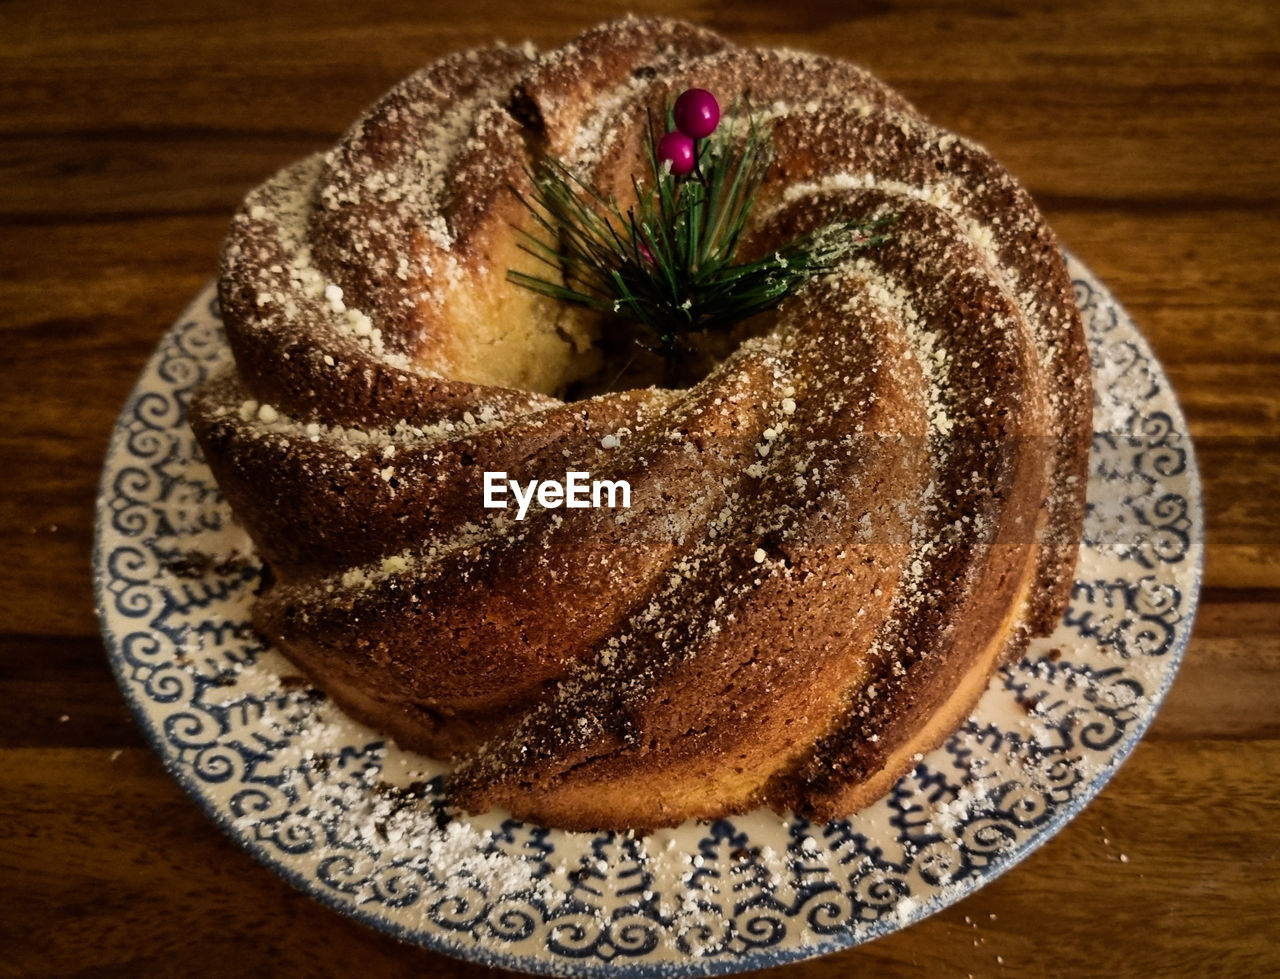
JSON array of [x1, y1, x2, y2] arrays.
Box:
[[507, 101, 892, 370]]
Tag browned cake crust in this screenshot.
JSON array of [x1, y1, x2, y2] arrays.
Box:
[[189, 16, 1091, 831]]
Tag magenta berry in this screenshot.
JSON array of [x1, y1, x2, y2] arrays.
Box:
[[657, 130, 695, 175], [673, 88, 720, 140]]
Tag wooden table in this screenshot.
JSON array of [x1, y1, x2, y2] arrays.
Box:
[[3, 1, 1277, 975]]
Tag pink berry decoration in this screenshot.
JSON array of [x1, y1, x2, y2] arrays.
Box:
[[673, 88, 720, 140], [657, 130, 695, 175]]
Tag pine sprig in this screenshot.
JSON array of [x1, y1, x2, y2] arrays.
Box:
[[507, 99, 892, 372]]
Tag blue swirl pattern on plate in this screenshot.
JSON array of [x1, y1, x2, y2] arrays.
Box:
[[94, 254, 1202, 977]]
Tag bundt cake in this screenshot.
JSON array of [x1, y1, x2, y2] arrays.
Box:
[[190, 16, 1092, 831]]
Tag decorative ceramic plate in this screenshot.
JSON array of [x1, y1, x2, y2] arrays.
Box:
[[94, 253, 1201, 977]]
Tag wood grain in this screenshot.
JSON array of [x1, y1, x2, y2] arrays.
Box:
[[2, 0, 1277, 975]]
